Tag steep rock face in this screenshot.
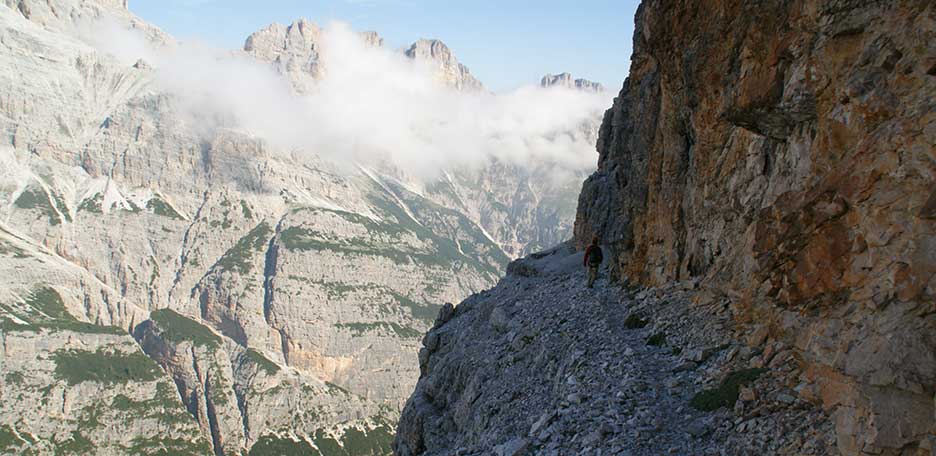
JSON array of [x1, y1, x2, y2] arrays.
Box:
[[423, 163, 587, 259], [135, 311, 247, 455], [574, 1, 935, 454], [541, 72, 604, 92], [134, 309, 395, 455], [245, 20, 324, 82], [404, 39, 484, 92], [243, 19, 376, 93], [1, 322, 211, 455]]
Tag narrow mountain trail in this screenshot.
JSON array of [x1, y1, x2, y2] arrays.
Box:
[[395, 243, 835, 455]]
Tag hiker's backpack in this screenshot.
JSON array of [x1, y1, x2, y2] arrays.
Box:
[[588, 246, 603, 265]]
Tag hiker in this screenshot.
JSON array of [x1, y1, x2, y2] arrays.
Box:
[[583, 236, 603, 288]]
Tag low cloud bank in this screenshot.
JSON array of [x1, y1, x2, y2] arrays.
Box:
[[83, 20, 611, 179]]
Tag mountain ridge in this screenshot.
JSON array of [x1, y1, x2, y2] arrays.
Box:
[[541, 73, 604, 92]]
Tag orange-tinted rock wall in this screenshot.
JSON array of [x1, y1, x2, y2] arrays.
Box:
[[575, 1, 935, 454]]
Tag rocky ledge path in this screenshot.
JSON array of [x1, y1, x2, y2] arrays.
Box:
[[395, 243, 836, 455]]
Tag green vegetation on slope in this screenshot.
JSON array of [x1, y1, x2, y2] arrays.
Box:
[[368, 190, 506, 277], [646, 332, 666, 347], [286, 277, 378, 300], [335, 322, 422, 339], [284, 195, 505, 281], [150, 309, 222, 348], [147, 195, 185, 220], [423, 178, 464, 208], [313, 430, 344, 455], [0, 286, 125, 335], [279, 225, 418, 266], [307, 422, 395, 456], [5, 371, 25, 385], [125, 436, 213, 456], [14, 186, 62, 225], [0, 317, 126, 335], [51, 349, 162, 386], [24, 286, 69, 320], [54, 430, 94, 455], [390, 291, 441, 323], [623, 314, 649, 329], [0, 239, 28, 258], [249, 435, 320, 456], [76, 193, 104, 213], [110, 382, 196, 427], [690, 368, 767, 411], [216, 222, 272, 274], [244, 348, 281, 375], [49, 190, 72, 222], [241, 200, 254, 220], [0, 424, 31, 453], [339, 422, 394, 456]]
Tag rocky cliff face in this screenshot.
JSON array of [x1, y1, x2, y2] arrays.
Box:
[[244, 19, 325, 92], [574, 0, 935, 454], [1, 316, 211, 455], [405, 39, 484, 92]]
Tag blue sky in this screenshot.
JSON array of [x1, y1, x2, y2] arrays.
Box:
[[129, 0, 639, 92]]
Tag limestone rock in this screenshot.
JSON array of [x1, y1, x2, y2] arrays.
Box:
[[244, 19, 324, 92], [541, 72, 604, 92], [0, 324, 211, 455], [405, 39, 484, 91], [573, 1, 935, 454]]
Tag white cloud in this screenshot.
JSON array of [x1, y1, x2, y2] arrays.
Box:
[[83, 20, 609, 180]]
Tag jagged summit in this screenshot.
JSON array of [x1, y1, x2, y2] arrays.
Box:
[[359, 30, 385, 48], [4, 0, 129, 17], [405, 38, 484, 91], [541, 72, 604, 92], [244, 19, 325, 87], [244, 20, 483, 93], [5, 0, 167, 43]]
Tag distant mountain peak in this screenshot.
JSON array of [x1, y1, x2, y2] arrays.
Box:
[[243, 19, 324, 82], [358, 30, 384, 48], [405, 39, 484, 91], [541, 73, 604, 92]]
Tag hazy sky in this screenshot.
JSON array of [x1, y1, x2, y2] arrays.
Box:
[[129, 0, 640, 92]]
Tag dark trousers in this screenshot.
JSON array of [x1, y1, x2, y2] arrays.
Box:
[[587, 265, 599, 288]]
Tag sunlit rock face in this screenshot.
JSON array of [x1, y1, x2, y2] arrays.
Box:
[[0, 0, 599, 453], [244, 19, 325, 91], [404, 39, 484, 92], [541, 72, 604, 92], [575, 0, 935, 454], [0, 320, 213, 455]]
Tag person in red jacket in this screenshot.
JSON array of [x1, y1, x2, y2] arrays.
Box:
[[583, 236, 603, 288]]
